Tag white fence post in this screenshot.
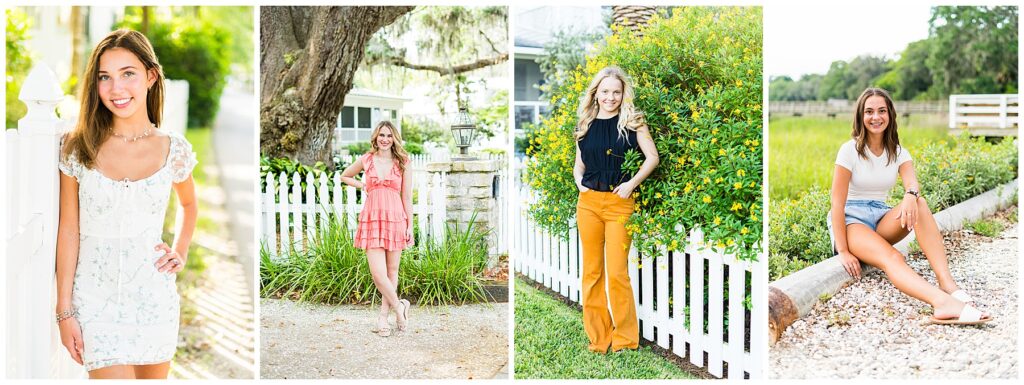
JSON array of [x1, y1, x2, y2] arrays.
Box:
[[6, 63, 84, 378]]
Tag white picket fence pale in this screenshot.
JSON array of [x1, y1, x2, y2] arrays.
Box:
[[5, 64, 85, 378], [511, 158, 765, 379], [949, 94, 1019, 129]]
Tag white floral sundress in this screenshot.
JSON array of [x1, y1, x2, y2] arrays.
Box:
[[58, 131, 197, 371]]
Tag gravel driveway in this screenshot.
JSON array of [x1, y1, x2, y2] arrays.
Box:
[[771, 222, 1018, 379], [260, 299, 509, 379]]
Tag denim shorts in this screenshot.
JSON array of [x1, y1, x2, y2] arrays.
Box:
[[827, 200, 892, 254]]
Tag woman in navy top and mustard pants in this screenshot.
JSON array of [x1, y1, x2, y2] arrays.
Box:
[[574, 67, 659, 353]]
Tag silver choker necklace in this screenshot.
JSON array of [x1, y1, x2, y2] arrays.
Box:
[[112, 124, 154, 143]]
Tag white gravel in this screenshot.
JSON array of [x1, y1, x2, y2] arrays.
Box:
[[771, 223, 1018, 379], [260, 299, 509, 379]]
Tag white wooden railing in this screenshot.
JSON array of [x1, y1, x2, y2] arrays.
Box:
[[5, 64, 85, 378], [949, 94, 1019, 129], [511, 158, 765, 379]]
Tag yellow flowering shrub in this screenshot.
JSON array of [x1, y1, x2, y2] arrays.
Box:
[[527, 7, 764, 261]]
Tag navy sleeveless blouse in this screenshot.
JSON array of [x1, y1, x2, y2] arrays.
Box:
[[577, 115, 640, 192]]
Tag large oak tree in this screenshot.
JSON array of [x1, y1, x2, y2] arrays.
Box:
[[260, 6, 413, 165]]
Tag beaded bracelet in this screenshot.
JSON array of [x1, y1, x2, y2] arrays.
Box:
[[56, 308, 78, 323]]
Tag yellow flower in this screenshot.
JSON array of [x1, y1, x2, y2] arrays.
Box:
[[702, 195, 711, 204], [730, 202, 743, 212], [719, 149, 726, 156], [713, 216, 722, 225], [684, 182, 694, 193], [733, 182, 742, 190], [740, 227, 749, 235], [711, 138, 718, 144], [737, 169, 746, 177], [736, 79, 743, 87]]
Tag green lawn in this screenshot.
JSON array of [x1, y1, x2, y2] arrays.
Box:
[[514, 278, 698, 379], [768, 115, 950, 201]]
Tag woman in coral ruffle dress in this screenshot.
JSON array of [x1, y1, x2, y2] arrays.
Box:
[[340, 120, 413, 337]]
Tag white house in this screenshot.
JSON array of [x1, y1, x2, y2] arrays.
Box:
[[513, 6, 607, 141], [333, 88, 410, 153]]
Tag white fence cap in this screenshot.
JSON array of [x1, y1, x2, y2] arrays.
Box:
[[19, 64, 63, 103]]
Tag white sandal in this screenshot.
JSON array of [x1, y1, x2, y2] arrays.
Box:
[[928, 304, 993, 325], [950, 289, 975, 304]]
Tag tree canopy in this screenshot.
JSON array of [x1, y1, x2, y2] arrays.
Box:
[[770, 6, 1017, 101]]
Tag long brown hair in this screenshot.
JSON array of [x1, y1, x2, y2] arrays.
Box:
[[575, 66, 646, 141], [62, 29, 165, 168], [369, 120, 410, 175], [851, 87, 900, 165]]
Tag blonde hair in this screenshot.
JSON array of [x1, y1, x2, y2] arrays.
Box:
[[63, 29, 164, 168], [575, 66, 646, 141], [368, 120, 410, 175]]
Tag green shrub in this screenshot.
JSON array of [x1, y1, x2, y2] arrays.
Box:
[[260, 212, 491, 306], [259, 156, 335, 195], [768, 188, 832, 281], [769, 135, 1018, 280], [527, 7, 763, 260], [890, 134, 1017, 211], [118, 16, 231, 128], [6, 9, 32, 127]]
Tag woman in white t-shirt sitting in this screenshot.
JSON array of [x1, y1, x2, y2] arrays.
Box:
[[829, 87, 991, 325]]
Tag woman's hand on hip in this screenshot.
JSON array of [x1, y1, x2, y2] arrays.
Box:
[[838, 251, 861, 278], [58, 317, 85, 365], [154, 243, 186, 274], [611, 180, 637, 199], [896, 195, 918, 231]]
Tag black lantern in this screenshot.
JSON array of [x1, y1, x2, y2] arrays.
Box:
[[450, 106, 477, 157]]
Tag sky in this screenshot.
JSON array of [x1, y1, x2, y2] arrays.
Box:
[[765, 3, 933, 79]]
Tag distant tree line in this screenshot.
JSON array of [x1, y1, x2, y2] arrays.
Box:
[[771, 6, 1017, 101]]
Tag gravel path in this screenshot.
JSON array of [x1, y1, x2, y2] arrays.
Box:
[[260, 299, 509, 379], [771, 222, 1018, 379]]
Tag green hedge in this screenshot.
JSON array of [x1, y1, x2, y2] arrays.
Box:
[[527, 7, 763, 260], [118, 16, 231, 128], [769, 135, 1018, 281]]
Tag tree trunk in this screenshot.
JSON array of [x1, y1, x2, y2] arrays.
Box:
[[260, 6, 413, 165], [611, 6, 657, 37], [69, 7, 84, 85]]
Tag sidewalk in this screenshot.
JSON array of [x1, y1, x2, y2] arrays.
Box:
[[260, 298, 509, 379], [770, 217, 1018, 379]]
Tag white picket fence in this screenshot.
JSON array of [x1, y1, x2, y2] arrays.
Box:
[[949, 94, 1019, 129], [260, 171, 448, 258], [260, 152, 510, 258], [511, 158, 765, 379], [5, 65, 85, 378]]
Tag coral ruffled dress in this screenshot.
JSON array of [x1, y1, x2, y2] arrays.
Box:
[[354, 152, 410, 251]]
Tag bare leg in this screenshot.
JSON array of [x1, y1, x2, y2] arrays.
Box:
[[367, 248, 406, 326], [134, 362, 171, 379], [847, 223, 982, 320], [908, 198, 959, 293], [89, 365, 135, 379]]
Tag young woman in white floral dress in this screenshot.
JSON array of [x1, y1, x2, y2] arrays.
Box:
[[55, 29, 197, 379]]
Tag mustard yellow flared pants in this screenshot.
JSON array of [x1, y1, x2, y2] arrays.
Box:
[[576, 190, 639, 353]]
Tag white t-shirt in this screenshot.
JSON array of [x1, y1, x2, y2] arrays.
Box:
[[834, 139, 913, 202]]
